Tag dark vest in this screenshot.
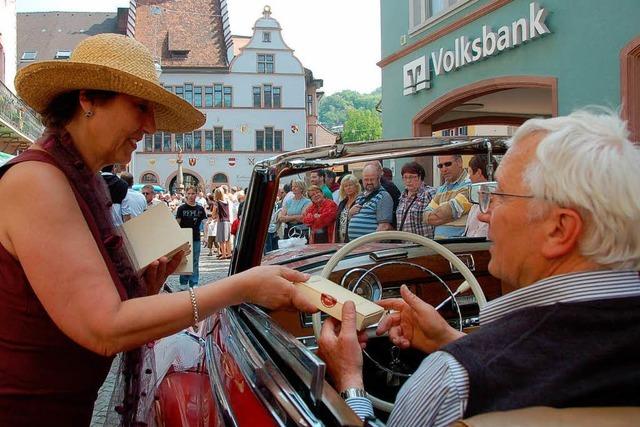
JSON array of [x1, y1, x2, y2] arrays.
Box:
[[442, 296, 640, 417]]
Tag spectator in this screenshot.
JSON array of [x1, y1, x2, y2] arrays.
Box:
[[141, 184, 160, 208], [465, 154, 498, 237], [278, 180, 311, 240], [334, 174, 361, 243], [266, 187, 285, 252], [309, 169, 334, 200], [366, 161, 401, 227], [424, 155, 471, 238], [204, 211, 218, 256], [347, 164, 394, 241], [326, 169, 339, 192], [120, 171, 146, 221], [303, 185, 338, 244], [176, 186, 207, 289], [214, 187, 232, 259], [282, 182, 294, 205], [100, 165, 128, 227], [396, 162, 436, 237]]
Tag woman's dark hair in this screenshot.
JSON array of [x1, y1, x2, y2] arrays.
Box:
[[41, 90, 118, 129], [400, 161, 425, 180], [469, 154, 499, 180]]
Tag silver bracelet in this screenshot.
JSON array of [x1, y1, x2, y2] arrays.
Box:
[[188, 287, 200, 332]]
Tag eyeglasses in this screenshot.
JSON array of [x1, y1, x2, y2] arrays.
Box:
[[402, 174, 421, 181], [437, 161, 453, 169], [469, 182, 534, 213], [142, 192, 152, 195]]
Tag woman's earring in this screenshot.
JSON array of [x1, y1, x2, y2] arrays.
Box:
[[85, 110, 94, 118]]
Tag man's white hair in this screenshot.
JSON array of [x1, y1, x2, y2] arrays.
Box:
[[511, 109, 640, 270]]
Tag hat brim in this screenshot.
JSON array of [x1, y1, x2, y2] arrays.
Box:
[[15, 61, 205, 133]]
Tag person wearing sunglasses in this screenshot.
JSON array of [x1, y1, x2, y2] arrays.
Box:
[[423, 154, 472, 239], [141, 184, 161, 208]]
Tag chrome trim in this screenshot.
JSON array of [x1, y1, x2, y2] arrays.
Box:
[[203, 316, 240, 427], [449, 253, 476, 273]]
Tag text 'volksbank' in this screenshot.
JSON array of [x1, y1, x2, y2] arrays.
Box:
[[403, 2, 551, 95]]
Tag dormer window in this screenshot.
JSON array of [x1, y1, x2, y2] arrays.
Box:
[[262, 32, 271, 43], [257, 54, 274, 74], [21, 51, 37, 61], [55, 50, 71, 59]]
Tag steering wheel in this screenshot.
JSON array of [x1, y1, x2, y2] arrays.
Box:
[[312, 230, 487, 412]]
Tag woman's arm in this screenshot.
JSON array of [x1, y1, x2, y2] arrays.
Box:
[[0, 162, 314, 357]]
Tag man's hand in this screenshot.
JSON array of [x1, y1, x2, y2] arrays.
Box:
[[377, 285, 465, 354], [348, 204, 362, 218], [317, 301, 367, 392], [143, 250, 185, 295]]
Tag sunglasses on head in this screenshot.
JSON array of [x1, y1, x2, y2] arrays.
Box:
[[437, 161, 453, 169]]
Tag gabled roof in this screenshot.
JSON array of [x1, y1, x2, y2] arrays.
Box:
[[17, 11, 126, 69], [133, 0, 228, 70]]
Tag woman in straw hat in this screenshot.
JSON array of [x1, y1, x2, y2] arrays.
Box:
[[0, 34, 315, 426]]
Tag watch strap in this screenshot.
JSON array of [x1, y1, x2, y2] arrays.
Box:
[[340, 387, 367, 399]]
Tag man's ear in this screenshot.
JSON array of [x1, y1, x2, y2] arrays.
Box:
[[540, 207, 583, 259]]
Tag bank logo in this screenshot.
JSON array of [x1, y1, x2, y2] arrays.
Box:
[[403, 56, 430, 96]]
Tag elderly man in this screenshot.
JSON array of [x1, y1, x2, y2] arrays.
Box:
[[423, 154, 471, 238], [318, 110, 640, 425], [347, 163, 394, 241]]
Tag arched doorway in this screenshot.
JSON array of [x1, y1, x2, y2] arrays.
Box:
[[412, 76, 557, 136], [212, 172, 228, 187], [169, 173, 200, 194]]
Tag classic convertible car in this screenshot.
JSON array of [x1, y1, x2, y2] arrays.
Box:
[[150, 135, 517, 426]]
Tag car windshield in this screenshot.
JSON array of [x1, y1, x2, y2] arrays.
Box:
[[260, 149, 501, 265]]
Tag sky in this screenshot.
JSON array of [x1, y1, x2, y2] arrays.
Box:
[[16, 0, 382, 95]]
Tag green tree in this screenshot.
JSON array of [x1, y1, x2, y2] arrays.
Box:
[[342, 109, 382, 142], [318, 88, 381, 129]]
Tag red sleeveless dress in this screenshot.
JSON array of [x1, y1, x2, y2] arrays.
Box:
[[0, 150, 128, 426]]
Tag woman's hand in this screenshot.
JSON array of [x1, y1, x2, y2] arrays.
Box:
[[377, 285, 464, 353], [239, 266, 318, 313], [143, 251, 185, 295]]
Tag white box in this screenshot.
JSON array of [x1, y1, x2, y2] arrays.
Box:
[[297, 276, 384, 330]]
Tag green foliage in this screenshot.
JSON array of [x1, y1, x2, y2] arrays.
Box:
[[318, 88, 381, 129], [342, 109, 382, 142]]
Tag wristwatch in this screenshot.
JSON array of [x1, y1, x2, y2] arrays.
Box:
[[340, 387, 367, 399]]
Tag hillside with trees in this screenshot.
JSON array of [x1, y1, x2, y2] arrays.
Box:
[[318, 88, 382, 142]]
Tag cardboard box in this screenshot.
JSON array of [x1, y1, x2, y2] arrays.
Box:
[[120, 204, 192, 275], [297, 276, 384, 330]]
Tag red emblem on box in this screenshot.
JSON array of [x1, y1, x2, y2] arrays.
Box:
[[320, 293, 337, 308]]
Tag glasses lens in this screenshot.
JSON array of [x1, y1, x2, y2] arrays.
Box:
[[478, 182, 498, 213]]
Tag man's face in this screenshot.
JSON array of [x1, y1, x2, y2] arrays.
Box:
[[362, 167, 380, 193], [468, 167, 485, 184], [310, 172, 323, 186], [186, 189, 197, 204], [479, 133, 546, 290], [438, 155, 463, 183], [142, 188, 154, 203]]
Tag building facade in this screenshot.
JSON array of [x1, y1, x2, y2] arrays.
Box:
[[379, 0, 640, 143], [132, 1, 319, 192]]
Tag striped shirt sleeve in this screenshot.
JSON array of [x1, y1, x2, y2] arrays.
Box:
[[387, 351, 468, 427], [345, 396, 375, 420]]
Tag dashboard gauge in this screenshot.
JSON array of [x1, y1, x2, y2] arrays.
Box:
[[340, 268, 383, 302]]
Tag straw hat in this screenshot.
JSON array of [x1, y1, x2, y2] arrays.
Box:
[[15, 33, 205, 133]]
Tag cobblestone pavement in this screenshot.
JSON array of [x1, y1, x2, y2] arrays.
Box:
[[90, 244, 231, 427]]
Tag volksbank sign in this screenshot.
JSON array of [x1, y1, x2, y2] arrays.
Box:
[[403, 2, 551, 96]]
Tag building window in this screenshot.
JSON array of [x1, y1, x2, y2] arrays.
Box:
[[214, 127, 223, 151], [306, 94, 313, 115], [184, 132, 193, 151], [175, 86, 184, 100], [212, 173, 228, 184], [458, 126, 468, 136], [175, 133, 184, 151], [263, 85, 272, 108], [193, 130, 202, 151], [307, 133, 313, 147], [194, 86, 202, 108], [21, 51, 37, 61], [256, 127, 283, 152], [223, 86, 232, 108], [204, 130, 213, 151], [184, 84, 193, 105], [144, 134, 153, 152], [253, 86, 261, 107], [153, 133, 162, 151], [54, 50, 71, 59], [253, 85, 282, 108], [163, 133, 172, 151], [223, 130, 232, 151], [409, 0, 469, 32], [263, 32, 271, 42], [257, 54, 274, 73], [204, 86, 213, 108], [141, 173, 158, 184], [214, 84, 223, 107], [273, 87, 281, 108]]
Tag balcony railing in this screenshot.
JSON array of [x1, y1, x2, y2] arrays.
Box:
[[0, 79, 44, 151]]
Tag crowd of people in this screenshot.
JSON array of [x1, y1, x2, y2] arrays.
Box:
[[265, 152, 498, 252]]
